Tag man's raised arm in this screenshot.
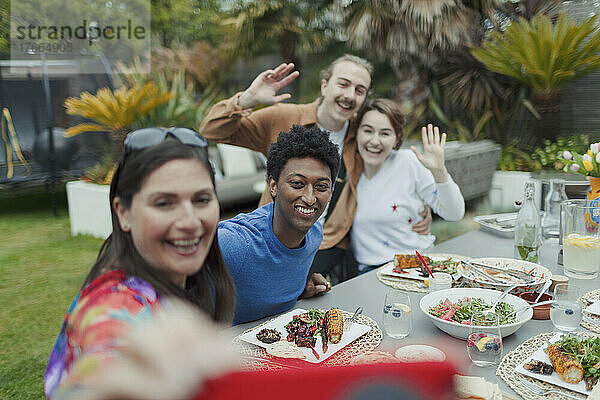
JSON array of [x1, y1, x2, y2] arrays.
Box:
[[199, 63, 299, 154]]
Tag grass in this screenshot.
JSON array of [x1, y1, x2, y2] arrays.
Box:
[[0, 186, 479, 399], [0, 186, 103, 399]]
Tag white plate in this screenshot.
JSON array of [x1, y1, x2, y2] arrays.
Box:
[[379, 254, 465, 281], [585, 300, 600, 317], [516, 333, 594, 395], [238, 308, 371, 364]]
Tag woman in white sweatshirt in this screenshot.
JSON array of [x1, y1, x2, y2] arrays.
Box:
[[351, 98, 465, 272]]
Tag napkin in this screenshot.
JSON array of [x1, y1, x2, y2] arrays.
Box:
[[585, 300, 600, 317], [454, 375, 502, 400]]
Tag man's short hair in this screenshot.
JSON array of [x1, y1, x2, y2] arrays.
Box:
[[267, 125, 340, 184], [319, 54, 374, 82]]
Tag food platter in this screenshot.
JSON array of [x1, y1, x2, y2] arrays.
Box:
[[238, 308, 371, 364], [378, 253, 467, 282], [458, 257, 551, 294], [515, 333, 598, 396]]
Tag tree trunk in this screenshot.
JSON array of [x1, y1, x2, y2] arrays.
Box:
[[392, 63, 430, 120], [533, 92, 560, 144], [111, 128, 131, 162]]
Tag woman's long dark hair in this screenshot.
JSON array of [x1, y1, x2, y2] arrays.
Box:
[[83, 138, 235, 323]]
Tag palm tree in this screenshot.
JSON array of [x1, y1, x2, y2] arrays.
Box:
[[471, 13, 600, 141], [341, 0, 501, 114], [221, 0, 333, 96]]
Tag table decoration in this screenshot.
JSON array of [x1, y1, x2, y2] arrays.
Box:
[[497, 331, 597, 399], [233, 309, 382, 371], [581, 289, 600, 333]]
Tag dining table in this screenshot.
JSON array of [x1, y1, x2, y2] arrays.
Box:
[[229, 228, 600, 398]]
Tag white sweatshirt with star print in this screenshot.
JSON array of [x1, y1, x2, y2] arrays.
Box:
[[351, 149, 465, 267]]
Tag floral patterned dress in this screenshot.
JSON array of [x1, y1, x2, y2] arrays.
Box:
[[44, 270, 162, 399]]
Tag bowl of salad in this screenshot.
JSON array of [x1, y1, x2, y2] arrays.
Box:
[[419, 288, 533, 340]]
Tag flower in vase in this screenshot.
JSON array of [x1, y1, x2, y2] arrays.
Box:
[[559, 143, 600, 177]]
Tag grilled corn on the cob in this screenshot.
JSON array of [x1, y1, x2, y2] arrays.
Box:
[[546, 344, 584, 384], [324, 308, 343, 344]]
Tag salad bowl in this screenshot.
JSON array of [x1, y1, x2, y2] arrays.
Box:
[[419, 288, 533, 340]]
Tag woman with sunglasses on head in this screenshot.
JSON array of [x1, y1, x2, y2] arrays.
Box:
[[44, 128, 237, 400], [351, 99, 465, 273]]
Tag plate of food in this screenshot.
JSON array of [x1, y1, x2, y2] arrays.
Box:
[[516, 333, 600, 395], [458, 257, 551, 294], [238, 308, 371, 363], [379, 253, 467, 282]]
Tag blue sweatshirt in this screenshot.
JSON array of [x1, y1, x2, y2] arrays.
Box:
[[218, 203, 322, 325]]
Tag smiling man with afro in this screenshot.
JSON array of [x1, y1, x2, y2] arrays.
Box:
[[218, 124, 340, 324]]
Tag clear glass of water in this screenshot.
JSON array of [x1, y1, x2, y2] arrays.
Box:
[[383, 290, 412, 339], [428, 272, 452, 292], [466, 311, 503, 367], [550, 283, 583, 332]]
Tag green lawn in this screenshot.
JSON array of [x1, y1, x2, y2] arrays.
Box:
[[0, 187, 103, 399], [0, 186, 478, 399]]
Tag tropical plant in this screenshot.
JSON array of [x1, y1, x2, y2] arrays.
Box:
[[221, 0, 333, 63], [340, 0, 502, 114], [125, 68, 221, 129], [63, 82, 172, 160], [472, 13, 600, 142]]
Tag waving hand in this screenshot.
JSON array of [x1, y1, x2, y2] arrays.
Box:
[[238, 63, 300, 109], [410, 124, 449, 183]]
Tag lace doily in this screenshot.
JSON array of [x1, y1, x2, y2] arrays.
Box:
[[581, 289, 600, 333], [497, 331, 597, 399], [233, 309, 383, 371]]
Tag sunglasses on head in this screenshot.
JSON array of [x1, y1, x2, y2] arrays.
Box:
[[123, 127, 208, 155]]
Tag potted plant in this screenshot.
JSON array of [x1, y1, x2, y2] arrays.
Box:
[[64, 82, 172, 238], [490, 135, 591, 211], [472, 13, 600, 142]]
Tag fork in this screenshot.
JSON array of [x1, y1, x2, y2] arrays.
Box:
[[344, 307, 363, 330], [519, 377, 582, 399]]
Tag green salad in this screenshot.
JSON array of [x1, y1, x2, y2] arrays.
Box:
[[429, 297, 517, 325]]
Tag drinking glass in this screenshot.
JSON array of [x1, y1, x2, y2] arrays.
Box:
[[550, 283, 583, 332], [466, 311, 503, 367], [562, 199, 600, 279], [428, 272, 452, 292], [383, 291, 412, 339]]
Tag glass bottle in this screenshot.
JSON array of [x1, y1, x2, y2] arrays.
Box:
[[542, 179, 567, 238], [514, 181, 542, 262]]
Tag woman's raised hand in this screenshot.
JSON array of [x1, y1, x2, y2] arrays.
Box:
[[238, 63, 300, 109], [410, 124, 449, 183]]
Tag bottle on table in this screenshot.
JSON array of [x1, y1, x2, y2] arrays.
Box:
[[514, 181, 542, 262], [541, 179, 567, 238]]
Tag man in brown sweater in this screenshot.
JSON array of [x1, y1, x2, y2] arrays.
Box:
[[199, 55, 431, 283]]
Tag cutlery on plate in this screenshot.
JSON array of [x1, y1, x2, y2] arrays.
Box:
[[344, 307, 363, 331], [518, 377, 582, 399], [461, 261, 505, 283], [468, 261, 532, 282], [534, 279, 553, 303]]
